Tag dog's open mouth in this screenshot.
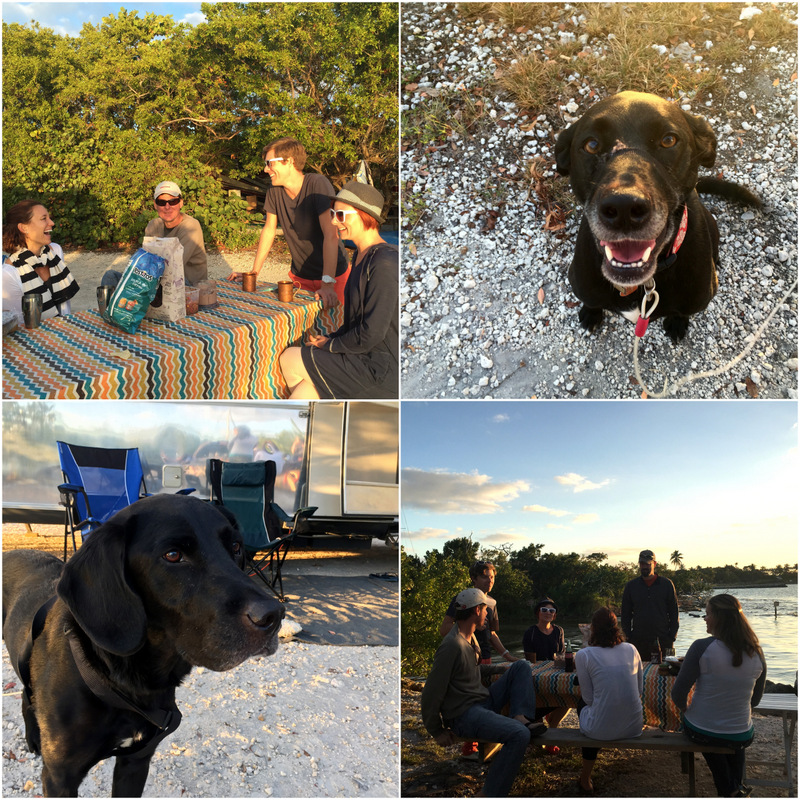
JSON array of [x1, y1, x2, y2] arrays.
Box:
[[599, 237, 658, 286]]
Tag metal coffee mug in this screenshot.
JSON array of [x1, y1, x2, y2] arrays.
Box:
[[97, 285, 114, 317], [22, 294, 43, 329], [276, 280, 300, 302], [242, 273, 257, 292]]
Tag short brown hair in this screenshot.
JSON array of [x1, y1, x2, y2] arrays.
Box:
[[469, 560, 496, 581], [588, 607, 625, 648], [3, 199, 43, 253], [262, 137, 307, 171]]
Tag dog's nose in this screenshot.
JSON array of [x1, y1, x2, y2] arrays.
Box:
[[599, 194, 651, 230], [246, 599, 285, 636]]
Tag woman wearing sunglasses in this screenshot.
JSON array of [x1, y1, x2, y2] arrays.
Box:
[[279, 181, 398, 399], [523, 598, 570, 745]]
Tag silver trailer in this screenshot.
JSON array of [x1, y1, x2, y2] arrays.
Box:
[[2, 400, 398, 546]]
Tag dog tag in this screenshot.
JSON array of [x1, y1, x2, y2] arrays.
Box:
[[635, 316, 649, 337]]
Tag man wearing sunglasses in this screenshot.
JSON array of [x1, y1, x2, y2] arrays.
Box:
[[144, 181, 208, 286], [227, 138, 348, 309], [101, 181, 208, 289]]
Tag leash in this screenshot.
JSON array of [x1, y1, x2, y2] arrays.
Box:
[[632, 279, 798, 398]]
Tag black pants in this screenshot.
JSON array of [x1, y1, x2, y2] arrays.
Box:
[[683, 725, 752, 796], [576, 698, 600, 761]]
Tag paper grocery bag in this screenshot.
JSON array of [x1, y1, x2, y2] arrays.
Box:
[[142, 236, 185, 322]]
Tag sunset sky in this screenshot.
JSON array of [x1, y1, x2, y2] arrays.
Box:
[[400, 401, 798, 570]]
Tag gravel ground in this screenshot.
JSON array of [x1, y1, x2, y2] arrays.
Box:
[[400, 3, 798, 399], [1, 540, 400, 798]]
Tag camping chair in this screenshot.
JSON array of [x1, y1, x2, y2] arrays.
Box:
[[207, 458, 316, 600], [57, 441, 149, 560]]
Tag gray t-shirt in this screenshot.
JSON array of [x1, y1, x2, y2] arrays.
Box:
[[263, 173, 347, 280], [144, 214, 208, 286]]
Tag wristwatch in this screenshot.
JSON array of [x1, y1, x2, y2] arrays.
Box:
[[321, 275, 336, 285]]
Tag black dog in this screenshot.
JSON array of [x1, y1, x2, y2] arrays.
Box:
[[555, 91, 760, 341], [2, 494, 284, 797]]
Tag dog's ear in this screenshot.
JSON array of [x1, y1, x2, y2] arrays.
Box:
[[212, 504, 246, 569], [57, 517, 147, 656], [684, 110, 717, 169], [554, 123, 576, 176]]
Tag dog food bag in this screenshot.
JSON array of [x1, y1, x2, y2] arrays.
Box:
[[105, 249, 166, 333], [142, 236, 186, 323]]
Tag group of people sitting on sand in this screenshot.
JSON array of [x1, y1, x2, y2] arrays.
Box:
[[2, 138, 398, 400], [422, 558, 766, 798]]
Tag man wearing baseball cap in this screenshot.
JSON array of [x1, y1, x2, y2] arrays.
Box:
[[102, 181, 208, 288], [621, 549, 679, 661], [144, 181, 208, 285], [421, 588, 545, 797]]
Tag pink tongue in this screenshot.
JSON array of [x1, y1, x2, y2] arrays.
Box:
[[604, 239, 655, 263]]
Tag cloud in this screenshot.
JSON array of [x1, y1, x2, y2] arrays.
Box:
[[546, 523, 571, 530], [555, 472, 611, 493], [493, 414, 510, 423], [482, 531, 529, 544], [523, 504, 571, 517], [404, 527, 451, 541], [572, 513, 600, 525], [401, 468, 529, 514], [180, 11, 207, 26]]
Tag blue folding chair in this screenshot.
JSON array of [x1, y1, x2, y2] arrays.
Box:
[[207, 458, 316, 600], [57, 441, 153, 559]]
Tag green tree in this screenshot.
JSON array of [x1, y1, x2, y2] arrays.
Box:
[[401, 548, 469, 676], [670, 550, 685, 569], [441, 536, 480, 569], [2, 3, 398, 248]]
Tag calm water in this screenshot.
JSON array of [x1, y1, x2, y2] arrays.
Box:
[[503, 586, 797, 685]]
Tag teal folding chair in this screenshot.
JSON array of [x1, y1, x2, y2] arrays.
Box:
[[207, 458, 316, 600]]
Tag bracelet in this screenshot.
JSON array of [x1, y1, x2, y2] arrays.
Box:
[[502, 650, 509, 657]]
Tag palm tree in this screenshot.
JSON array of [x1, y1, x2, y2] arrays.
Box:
[[670, 550, 684, 570]]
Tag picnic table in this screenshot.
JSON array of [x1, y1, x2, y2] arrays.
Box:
[[746, 693, 797, 796], [489, 661, 689, 730], [2, 281, 340, 400]]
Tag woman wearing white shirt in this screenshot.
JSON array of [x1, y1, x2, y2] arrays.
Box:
[[574, 607, 643, 792], [672, 594, 766, 797], [3, 200, 79, 327]]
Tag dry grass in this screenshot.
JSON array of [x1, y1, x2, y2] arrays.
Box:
[[465, 2, 797, 117]]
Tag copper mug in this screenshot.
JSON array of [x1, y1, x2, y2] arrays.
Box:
[[277, 280, 300, 302], [242, 273, 257, 292]]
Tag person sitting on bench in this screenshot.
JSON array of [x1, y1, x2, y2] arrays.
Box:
[[574, 607, 644, 793], [672, 594, 767, 798], [421, 587, 546, 797]]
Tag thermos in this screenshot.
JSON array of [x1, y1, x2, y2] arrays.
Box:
[[22, 294, 43, 329], [564, 642, 574, 673], [97, 285, 114, 317]]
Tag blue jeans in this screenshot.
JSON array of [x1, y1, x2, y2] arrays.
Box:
[[448, 661, 536, 797]]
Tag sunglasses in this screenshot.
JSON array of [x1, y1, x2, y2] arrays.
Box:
[[330, 209, 359, 223], [539, 607, 556, 613], [155, 197, 181, 207], [265, 157, 285, 167]]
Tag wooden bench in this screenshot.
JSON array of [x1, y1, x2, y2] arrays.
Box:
[[539, 727, 735, 796]]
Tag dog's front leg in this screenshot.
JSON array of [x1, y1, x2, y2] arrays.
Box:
[[41, 759, 91, 797], [111, 752, 154, 797]]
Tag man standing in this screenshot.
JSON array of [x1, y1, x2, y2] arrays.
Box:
[[422, 588, 545, 797], [229, 138, 348, 309], [102, 181, 208, 288], [621, 549, 679, 661]]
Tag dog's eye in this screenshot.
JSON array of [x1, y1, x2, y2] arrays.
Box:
[[583, 138, 601, 154], [660, 133, 678, 148], [232, 542, 242, 556], [163, 550, 183, 563]]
